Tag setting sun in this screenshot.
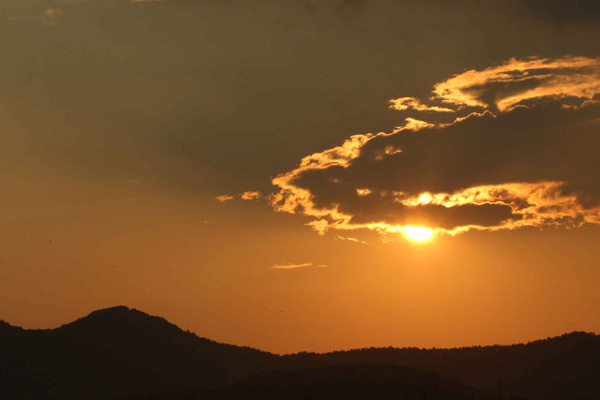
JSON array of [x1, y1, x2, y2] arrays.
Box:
[[404, 226, 434, 242]]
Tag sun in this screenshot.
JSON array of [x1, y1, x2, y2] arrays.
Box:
[[404, 226, 434, 242]]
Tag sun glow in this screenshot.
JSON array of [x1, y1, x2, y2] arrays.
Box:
[[404, 226, 434, 242]]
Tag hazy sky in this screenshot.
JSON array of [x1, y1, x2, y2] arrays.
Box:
[[1, 0, 599, 353]]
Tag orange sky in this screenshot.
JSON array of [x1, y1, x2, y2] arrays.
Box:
[[1, 0, 599, 354]]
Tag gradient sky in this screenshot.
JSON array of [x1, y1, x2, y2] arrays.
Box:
[[1, 0, 600, 354]]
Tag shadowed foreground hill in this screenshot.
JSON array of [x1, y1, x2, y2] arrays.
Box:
[[1, 306, 599, 399], [284, 331, 600, 399], [124, 364, 491, 400], [219, 364, 488, 399]]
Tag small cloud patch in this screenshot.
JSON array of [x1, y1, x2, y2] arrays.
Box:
[[216, 194, 235, 202]]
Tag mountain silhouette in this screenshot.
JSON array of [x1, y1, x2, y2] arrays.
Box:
[[1, 306, 599, 399], [0, 306, 278, 399]]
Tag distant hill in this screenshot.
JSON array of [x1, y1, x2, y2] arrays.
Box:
[[1, 306, 599, 399]]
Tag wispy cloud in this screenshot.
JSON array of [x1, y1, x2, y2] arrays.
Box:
[[336, 235, 367, 244], [389, 97, 454, 113], [269, 262, 327, 270]]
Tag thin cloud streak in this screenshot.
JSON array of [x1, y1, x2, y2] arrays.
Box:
[[389, 97, 455, 113], [269, 262, 327, 270], [337, 236, 368, 244]]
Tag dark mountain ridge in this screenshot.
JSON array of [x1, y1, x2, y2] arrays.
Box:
[[1, 306, 598, 399]]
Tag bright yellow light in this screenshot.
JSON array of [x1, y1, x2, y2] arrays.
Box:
[[418, 192, 432, 205], [404, 226, 434, 242]]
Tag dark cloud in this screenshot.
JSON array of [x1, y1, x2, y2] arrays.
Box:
[[270, 57, 600, 237], [426, 0, 600, 27], [512, 0, 600, 25], [2, 1, 600, 204]]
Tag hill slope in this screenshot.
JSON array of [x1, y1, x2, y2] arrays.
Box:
[[1, 306, 600, 399], [283, 331, 600, 399], [0, 306, 279, 399]]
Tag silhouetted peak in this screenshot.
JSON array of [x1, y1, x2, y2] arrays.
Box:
[[56, 305, 184, 340], [50, 306, 273, 365], [89, 305, 131, 313], [84, 305, 144, 319]]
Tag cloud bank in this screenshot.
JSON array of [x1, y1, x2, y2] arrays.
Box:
[[269, 56, 600, 238]]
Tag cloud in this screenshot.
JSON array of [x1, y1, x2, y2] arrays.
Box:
[[269, 262, 327, 270], [216, 191, 263, 202], [268, 56, 600, 238], [216, 195, 234, 203], [508, 0, 600, 25], [389, 97, 455, 113], [432, 56, 600, 112], [241, 191, 262, 200], [336, 235, 368, 244]]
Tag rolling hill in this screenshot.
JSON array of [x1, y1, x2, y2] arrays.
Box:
[[1, 306, 599, 399]]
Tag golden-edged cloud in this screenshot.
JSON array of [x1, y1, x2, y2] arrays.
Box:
[[433, 56, 600, 112], [268, 56, 600, 239], [389, 97, 454, 113]]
